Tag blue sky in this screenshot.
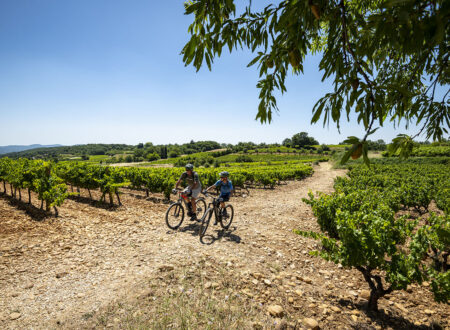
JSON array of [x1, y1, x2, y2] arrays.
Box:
[[0, 1, 436, 146]]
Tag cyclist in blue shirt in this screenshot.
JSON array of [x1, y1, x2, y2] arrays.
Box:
[[204, 171, 233, 215]]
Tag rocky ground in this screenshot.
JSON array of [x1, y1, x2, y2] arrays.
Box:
[[0, 162, 448, 329]]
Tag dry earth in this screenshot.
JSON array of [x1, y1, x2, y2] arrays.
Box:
[[0, 163, 448, 329]]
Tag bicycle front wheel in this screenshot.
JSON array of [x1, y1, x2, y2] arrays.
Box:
[[196, 198, 207, 219], [165, 202, 184, 229], [220, 204, 234, 229], [199, 208, 213, 239]]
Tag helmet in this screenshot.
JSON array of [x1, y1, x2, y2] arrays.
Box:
[[219, 171, 229, 178], [185, 163, 194, 171]]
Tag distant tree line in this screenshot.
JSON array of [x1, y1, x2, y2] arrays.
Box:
[[3, 132, 405, 162], [2, 144, 131, 160], [339, 139, 387, 151]]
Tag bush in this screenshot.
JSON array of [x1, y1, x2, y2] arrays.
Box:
[[146, 152, 160, 161], [235, 155, 254, 163], [168, 151, 179, 158]]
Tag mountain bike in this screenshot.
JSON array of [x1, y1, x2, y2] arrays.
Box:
[[165, 188, 206, 230], [199, 191, 234, 239]]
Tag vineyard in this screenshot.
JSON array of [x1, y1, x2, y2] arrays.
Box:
[[0, 158, 69, 216], [300, 161, 449, 310], [0, 155, 449, 328], [382, 145, 450, 158], [0, 157, 314, 214]]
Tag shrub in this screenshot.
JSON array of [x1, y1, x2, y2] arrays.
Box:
[[235, 155, 254, 163]]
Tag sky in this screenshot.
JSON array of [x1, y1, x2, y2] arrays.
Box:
[[0, 1, 443, 146]]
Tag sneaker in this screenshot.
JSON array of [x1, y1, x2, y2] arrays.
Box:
[[190, 214, 197, 221]]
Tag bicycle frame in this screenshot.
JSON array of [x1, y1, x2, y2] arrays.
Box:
[[174, 190, 192, 208], [203, 192, 224, 223]]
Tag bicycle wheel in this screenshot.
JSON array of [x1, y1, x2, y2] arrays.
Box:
[[220, 204, 234, 229], [199, 208, 213, 239], [165, 202, 184, 229], [195, 198, 207, 219]]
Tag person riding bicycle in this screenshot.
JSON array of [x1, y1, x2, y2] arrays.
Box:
[[173, 164, 202, 220], [204, 171, 233, 217]]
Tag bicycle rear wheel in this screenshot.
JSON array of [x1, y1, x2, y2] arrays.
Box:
[[165, 202, 184, 229], [220, 204, 234, 229], [199, 208, 213, 239]]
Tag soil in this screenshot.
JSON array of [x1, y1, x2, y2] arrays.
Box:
[[0, 163, 448, 329]]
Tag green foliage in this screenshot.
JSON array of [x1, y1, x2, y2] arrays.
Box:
[[388, 134, 415, 159], [145, 152, 161, 161], [182, 0, 449, 160], [291, 132, 319, 148], [299, 162, 450, 309], [216, 153, 326, 163], [410, 213, 449, 303], [55, 160, 314, 200], [384, 145, 450, 158], [234, 155, 254, 163], [174, 154, 215, 167], [0, 158, 69, 215]]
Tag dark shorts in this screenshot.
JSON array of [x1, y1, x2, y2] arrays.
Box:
[[219, 192, 230, 202]]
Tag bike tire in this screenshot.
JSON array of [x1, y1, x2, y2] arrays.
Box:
[[199, 208, 213, 239], [165, 202, 184, 229], [196, 198, 207, 219], [220, 204, 234, 229]]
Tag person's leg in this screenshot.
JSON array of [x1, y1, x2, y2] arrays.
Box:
[[220, 193, 230, 214], [191, 197, 196, 214]]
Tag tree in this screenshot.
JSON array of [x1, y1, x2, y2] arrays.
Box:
[[182, 0, 449, 162], [291, 132, 319, 148], [282, 138, 292, 147], [134, 149, 145, 158]]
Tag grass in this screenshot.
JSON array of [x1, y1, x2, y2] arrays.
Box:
[[90, 263, 267, 329]]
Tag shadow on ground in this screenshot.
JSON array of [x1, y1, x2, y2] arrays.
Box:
[[0, 193, 53, 221], [338, 299, 444, 330]]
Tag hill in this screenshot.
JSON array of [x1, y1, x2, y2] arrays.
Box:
[[0, 144, 62, 155]]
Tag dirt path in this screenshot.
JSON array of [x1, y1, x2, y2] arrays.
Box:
[[0, 163, 448, 329]]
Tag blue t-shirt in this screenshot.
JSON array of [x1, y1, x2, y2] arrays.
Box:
[[215, 180, 233, 194]]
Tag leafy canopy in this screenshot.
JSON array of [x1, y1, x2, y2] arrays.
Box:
[[182, 0, 449, 160]]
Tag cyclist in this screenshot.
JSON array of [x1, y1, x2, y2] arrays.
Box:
[[204, 171, 233, 217], [173, 164, 202, 220]]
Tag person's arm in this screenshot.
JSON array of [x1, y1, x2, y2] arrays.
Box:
[[192, 173, 199, 189], [205, 180, 220, 192], [205, 184, 215, 192], [175, 173, 185, 189]]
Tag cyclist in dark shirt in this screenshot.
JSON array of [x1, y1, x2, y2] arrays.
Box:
[[173, 164, 202, 220]]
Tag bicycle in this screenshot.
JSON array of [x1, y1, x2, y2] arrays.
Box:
[[199, 191, 234, 239], [165, 188, 206, 230]]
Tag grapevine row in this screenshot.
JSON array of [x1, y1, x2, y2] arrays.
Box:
[[0, 158, 68, 216], [0, 158, 314, 212], [300, 162, 449, 308]]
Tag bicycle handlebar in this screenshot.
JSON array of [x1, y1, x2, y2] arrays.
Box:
[[201, 190, 212, 197]]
